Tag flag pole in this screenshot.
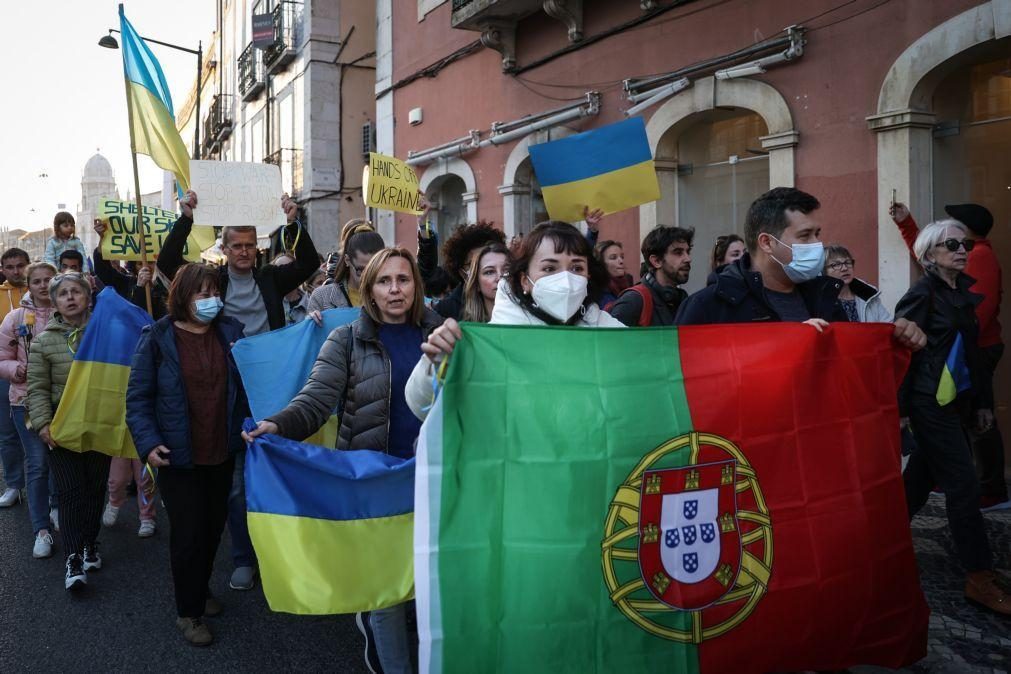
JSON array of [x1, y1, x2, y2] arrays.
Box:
[[121, 78, 155, 316]]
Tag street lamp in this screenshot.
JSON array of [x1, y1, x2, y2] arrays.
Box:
[[98, 29, 203, 160]]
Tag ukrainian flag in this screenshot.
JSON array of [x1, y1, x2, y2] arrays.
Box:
[[119, 5, 190, 191], [232, 307, 359, 447], [528, 117, 660, 223], [50, 288, 154, 457], [936, 332, 972, 405], [244, 421, 415, 614]]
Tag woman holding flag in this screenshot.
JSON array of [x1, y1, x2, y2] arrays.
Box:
[[25, 272, 106, 591], [895, 220, 1010, 616], [0, 262, 58, 559], [126, 263, 249, 647]]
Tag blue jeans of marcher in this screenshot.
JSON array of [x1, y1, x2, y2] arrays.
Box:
[[0, 381, 25, 490], [371, 603, 412, 673], [11, 406, 51, 534], [227, 449, 257, 568]]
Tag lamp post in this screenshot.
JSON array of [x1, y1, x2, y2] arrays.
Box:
[[99, 30, 203, 160]]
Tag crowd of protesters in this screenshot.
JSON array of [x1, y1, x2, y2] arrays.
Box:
[[0, 184, 1006, 670]]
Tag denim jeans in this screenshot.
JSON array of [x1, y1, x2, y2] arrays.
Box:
[[227, 449, 257, 568], [371, 602, 412, 674], [0, 381, 25, 490], [11, 406, 51, 534]]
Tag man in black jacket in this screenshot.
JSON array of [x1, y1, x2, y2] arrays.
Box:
[[675, 187, 925, 350], [158, 190, 319, 335], [609, 226, 692, 326]]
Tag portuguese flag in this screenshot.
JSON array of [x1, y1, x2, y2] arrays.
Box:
[[416, 323, 928, 673]]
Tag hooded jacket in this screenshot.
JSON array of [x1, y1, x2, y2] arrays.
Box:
[[268, 307, 445, 452], [0, 282, 28, 321], [844, 278, 892, 323], [0, 294, 56, 405], [26, 313, 88, 435], [126, 315, 248, 467], [675, 254, 847, 325]]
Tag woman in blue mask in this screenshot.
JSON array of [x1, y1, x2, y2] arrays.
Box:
[[126, 262, 250, 647]]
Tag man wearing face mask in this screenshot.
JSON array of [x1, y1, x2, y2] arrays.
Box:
[[676, 188, 926, 351], [609, 226, 693, 327]]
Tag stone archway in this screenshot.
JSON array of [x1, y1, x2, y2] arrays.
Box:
[[638, 75, 798, 242], [419, 156, 479, 225], [867, 0, 1011, 309], [499, 126, 576, 237]]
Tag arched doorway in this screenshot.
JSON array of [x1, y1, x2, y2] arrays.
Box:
[[425, 174, 467, 242], [657, 108, 770, 293], [500, 126, 576, 237]]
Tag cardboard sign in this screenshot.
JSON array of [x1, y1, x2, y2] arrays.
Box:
[[364, 152, 423, 215], [189, 160, 286, 237], [98, 199, 215, 262]]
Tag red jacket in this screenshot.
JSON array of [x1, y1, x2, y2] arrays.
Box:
[[895, 214, 1003, 347]]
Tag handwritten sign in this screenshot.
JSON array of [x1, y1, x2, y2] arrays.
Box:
[[98, 199, 215, 262], [364, 152, 422, 215], [189, 160, 286, 236]]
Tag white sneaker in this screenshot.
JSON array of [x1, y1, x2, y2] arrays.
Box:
[[0, 487, 21, 507], [50, 508, 59, 532], [102, 503, 120, 527], [138, 519, 156, 538], [33, 532, 54, 559]]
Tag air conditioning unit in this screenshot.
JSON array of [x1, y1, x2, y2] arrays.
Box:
[[361, 121, 376, 159]]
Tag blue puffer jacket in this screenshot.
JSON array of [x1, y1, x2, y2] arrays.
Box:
[[126, 315, 248, 467]]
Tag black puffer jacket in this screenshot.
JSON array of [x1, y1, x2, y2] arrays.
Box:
[[268, 307, 445, 451], [895, 269, 990, 412]]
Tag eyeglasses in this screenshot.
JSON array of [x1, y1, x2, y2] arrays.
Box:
[[935, 238, 974, 253], [826, 259, 855, 271]]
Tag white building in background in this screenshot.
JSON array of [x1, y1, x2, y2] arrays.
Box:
[[76, 152, 120, 256], [175, 0, 376, 251]]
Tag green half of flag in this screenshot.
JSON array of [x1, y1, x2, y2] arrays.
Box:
[[416, 323, 927, 673]]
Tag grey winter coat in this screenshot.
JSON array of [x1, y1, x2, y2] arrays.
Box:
[[268, 307, 444, 452]]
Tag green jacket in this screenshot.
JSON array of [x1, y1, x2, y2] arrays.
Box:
[[26, 313, 87, 433]]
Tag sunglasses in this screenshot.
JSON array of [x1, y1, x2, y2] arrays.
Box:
[[935, 238, 974, 253]]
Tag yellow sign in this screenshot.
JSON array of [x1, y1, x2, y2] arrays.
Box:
[[364, 152, 423, 215], [98, 199, 215, 262]]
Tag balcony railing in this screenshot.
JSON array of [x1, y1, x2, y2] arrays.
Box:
[[238, 43, 265, 101], [263, 148, 303, 198], [262, 1, 297, 74], [202, 94, 234, 157]]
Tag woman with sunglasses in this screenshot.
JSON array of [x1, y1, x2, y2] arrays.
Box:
[[895, 220, 1009, 617], [25, 272, 107, 591], [822, 244, 891, 322], [307, 221, 385, 312]]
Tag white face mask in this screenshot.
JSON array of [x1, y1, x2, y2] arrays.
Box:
[[530, 271, 588, 322], [769, 236, 825, 283]]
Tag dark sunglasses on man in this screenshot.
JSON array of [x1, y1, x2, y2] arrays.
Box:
[[935, 238, 975, 252]]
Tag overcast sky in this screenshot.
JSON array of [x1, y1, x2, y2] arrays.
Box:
[[0, 1, 216, 232]]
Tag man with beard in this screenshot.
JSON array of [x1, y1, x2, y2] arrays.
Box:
[[609, 226, 693, 327], [0, 248, 29, 507]]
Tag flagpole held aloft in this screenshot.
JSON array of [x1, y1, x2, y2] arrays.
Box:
[[121, 69, 155, 316]]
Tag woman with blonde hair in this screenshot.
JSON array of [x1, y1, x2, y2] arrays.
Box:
[[460, 242, 511, 324], [307, 220, 385, 312]]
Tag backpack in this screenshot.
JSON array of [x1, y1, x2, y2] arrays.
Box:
[[620, 284, 654, 327]]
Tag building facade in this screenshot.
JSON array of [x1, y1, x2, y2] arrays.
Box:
[[76, 152, 121, 257], [175, 0, 376, 251], [381, 0, 1011, 436]]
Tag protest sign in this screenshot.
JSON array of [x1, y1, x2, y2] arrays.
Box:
[[364, 152, 423, 215], [98, 199, 215, 262], [189, 160, 287, 236]]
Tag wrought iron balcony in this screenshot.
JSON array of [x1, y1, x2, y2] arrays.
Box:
[[262, 1, 297, 74], [238, 43, 265, 101], [263, 148, 303, 198], [202, 94, 235, 157]]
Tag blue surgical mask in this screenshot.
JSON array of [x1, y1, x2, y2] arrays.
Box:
[[769, 236, 825, 283], [194, 297, 223, 324]]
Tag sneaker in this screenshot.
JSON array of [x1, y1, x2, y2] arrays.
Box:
[[50, 508, 59, 532], [138, 519, 156, 538], [229, 566, 257, 591], [175, 617, 213, 647], [0, 487, 21, 507], [965, 570, 1011, 616], [102, 503, 120, 527], [83, 543, 102, 571], [205, 593, 223, 617], [355, 611, 384, 674], [33, 532, 54, 559], [980, 496, 1011, 513], [65, 554, 87, 590]]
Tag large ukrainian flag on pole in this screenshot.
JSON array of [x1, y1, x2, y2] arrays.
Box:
[[119, 4, 190, 190], [50, 288, 155, 457], [528, 117, 660, 223]]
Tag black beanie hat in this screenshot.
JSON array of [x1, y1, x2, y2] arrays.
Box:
[[944, 203, 993, 237]]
